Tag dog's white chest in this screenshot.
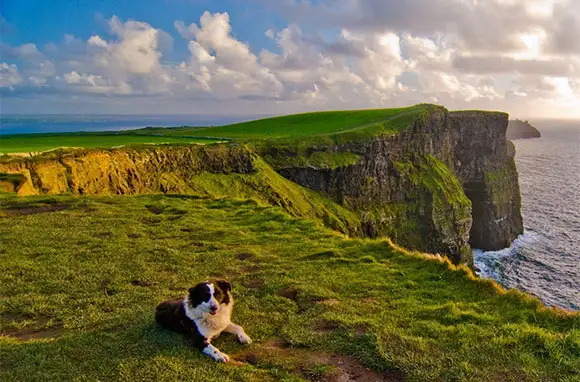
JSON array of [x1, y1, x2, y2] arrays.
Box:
[[195, 304, 232, 340]]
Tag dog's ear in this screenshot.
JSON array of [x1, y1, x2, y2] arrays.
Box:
[[188, 282, 204, 295], [216, 279, 231, 292], [187, 282, 210, 306]]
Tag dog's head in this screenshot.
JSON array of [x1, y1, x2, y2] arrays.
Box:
[[186, 280, 232, 315]]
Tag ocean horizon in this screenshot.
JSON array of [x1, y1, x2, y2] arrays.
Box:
[[0, 114, 267, 135]]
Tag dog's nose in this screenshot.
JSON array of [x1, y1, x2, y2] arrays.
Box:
[[210, 306, 218, 312]]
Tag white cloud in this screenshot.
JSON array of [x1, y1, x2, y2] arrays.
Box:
[[0, 63, 21, 88], [1, 3, 579, 118]]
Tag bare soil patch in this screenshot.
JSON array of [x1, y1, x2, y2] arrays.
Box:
[[146, 205, 166, 215], [2, 203, 71, 216], [131, 279, 152, 287], [277, 287, 299, 301], [234, 339, 403, 382], [313, 319, 341, 333], [236, 252, 256, 261], [1, 313, 63, 341], [241, 278, 265, 289], [240, 264, 262, 274]]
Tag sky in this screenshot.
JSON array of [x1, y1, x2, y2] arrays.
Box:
[[1, 0, 579, 119]]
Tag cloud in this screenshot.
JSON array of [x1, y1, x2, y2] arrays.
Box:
[[1, 3, 579, 118], [0, 63, 21, 88]]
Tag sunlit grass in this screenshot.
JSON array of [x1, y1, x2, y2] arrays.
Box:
[[0, 194, 578, 381]]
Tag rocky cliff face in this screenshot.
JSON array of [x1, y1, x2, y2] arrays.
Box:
[[0, 144, 361, 235], [0, 145, 255, 196], [450, 112, 523, 250], [268, 106, 523, 264]]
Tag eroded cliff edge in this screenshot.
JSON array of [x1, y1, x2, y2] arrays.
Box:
[[0, 105, 524, 265], [262, 106, 523, 264]]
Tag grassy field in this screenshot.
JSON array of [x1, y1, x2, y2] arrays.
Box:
[[0, 134, 220, 154], [1, 105, 427, 155], [138, 105, 425, 141], [1, 194, 578, 381]]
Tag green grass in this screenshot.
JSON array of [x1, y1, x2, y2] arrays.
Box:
[[1, 194, 578, 381], [1, 105, 429, 155], [0, 134, 220, 154], [136, 105, 426, 141]]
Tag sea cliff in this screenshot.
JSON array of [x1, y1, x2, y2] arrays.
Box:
[[262, 106, 523, 264], [0, 105, 524, 265]]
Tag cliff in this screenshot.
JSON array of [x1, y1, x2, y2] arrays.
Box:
[[506, 119, 541, 139], [262, 106, 523, 263], [0, 105, 524, 265], [0, 144, 360, 235], [450, 112, 523, 250]]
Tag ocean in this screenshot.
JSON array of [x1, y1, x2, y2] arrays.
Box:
[[0, 114, 250, 135], [474, 123, 580, 310], [1, 115, 578, 310]]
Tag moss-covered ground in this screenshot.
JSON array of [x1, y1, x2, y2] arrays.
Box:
[[1, 194, 578, 381]]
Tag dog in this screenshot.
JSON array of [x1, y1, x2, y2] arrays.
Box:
[[155, 279, 252, 362]]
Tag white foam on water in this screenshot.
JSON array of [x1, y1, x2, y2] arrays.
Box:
[[473, 230, 540, 282]]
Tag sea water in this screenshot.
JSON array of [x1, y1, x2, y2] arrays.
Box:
[[474, 123, 580, 310], [0, 114, 247, 135]]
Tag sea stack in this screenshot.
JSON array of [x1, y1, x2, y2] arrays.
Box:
[[506, 120, 541, 139]]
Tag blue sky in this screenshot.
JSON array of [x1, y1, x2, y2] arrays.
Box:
[[1, 0, 579, 118], [2, 0, 281, 61]]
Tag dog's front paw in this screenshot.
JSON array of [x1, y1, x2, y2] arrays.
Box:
[[213, 351, 230, 363], [238, 332, 252, 344], [204, 345, 230, 362]]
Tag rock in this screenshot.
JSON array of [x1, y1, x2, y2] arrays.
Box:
[[506, 120, 541, 139], [450, 111, 524, 251]]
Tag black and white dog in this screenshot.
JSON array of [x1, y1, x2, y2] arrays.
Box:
[[155, 280, 252, 362]]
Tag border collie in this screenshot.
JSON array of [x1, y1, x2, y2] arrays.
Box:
[[155, 280, 252, 362]]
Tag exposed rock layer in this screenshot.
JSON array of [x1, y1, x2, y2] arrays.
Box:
[[0, 144, 360, 235], [450, 112, 524, 250]]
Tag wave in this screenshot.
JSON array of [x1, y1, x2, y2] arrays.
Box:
[[473, 230, 541, 282]]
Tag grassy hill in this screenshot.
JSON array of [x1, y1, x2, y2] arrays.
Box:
[[144, 105, 425, 140], [1, 105, 427, 154], [0, 133, 220, 155], [1, 194, 578, 381]]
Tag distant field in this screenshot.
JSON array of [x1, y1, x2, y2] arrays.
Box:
[[0, 134, 219, 154], [136, 105, 426, 140], [0, 106, 426, 154]]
